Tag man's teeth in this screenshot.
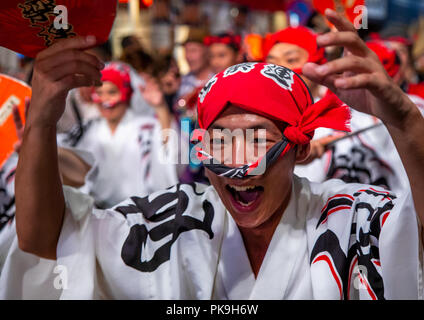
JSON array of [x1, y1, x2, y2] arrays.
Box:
[[239, 200, 254, 207], [229, 185, 259, 191]]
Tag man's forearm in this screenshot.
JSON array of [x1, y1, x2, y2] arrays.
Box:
[[15, 124, 65, 260], [384, 99, 424, 225]]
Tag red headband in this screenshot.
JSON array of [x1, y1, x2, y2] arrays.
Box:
[[204, 34, 242, 51], [197, 63, 351, 145], [92, 62, 133, 106], [366, 41, 400, 78], [263, 27, 326, 71]]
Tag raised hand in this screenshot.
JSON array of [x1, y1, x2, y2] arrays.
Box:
[[27, 36, 104, 128], [15, 36, 104, 259], [302, 9, 424, 243], [302, 9, 416, 128], [139, 76, 173, 134], [139, 76, 166, 109]]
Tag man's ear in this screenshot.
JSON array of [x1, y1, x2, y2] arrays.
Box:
[[295, 143, 311, 164]]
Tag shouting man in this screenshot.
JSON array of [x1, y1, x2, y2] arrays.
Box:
[[1, 10, 424, 299]]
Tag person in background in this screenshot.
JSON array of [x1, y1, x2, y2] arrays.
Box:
[[119, 40, 161, 118], [152, 54, 181, 115], [177, 27, 213, 99], [371, 29, 419, 88], [58, 62, 182, 209], [174, 27, 215, 185], [263, 26, 327, 100], [120, 46, 155, 79], [121, 35, 143, 52], [204, 32, 243, 74]]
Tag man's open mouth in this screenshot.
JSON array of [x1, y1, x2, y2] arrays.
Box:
[[226, 184, 264, 211]]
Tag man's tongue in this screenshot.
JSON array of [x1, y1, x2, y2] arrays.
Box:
[[236, 189, 260, 204]]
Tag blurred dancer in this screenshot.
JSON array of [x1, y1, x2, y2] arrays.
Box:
[[177, 28, 213, 98], [59, 62, 182, 208], [204, 32, 242, 74], [263, 26, 327, 100]]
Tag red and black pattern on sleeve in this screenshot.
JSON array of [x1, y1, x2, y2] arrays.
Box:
[[316, 194, 354, 228], [310, 187, 396, 300]]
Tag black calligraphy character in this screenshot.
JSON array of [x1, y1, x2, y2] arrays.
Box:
[[18, 0, 56, 25], [116, 184, 214, 272]]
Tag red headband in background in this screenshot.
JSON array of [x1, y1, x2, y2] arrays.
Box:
[[366, 41, 401, 79], [92, 62, 133, 107], [262, 26, 327, 72], [197, 62, 351, 145], [204, 33, 242, 52]]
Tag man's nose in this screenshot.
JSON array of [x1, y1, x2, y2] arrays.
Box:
[[230, 137, 247, 167]]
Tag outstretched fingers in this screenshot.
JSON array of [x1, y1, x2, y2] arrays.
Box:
[[48, 60, 103, 85], [61, 74, 100, 92], [333, 73, 385, 91], [37, 49, 104, 73], [302, 62, 341, 91], [317, 31, 370, 57], [34, 37, 104, 93], [324, 8, 357, 33]]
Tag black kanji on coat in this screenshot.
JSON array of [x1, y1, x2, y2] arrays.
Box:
[[116, 184, 214, 272]]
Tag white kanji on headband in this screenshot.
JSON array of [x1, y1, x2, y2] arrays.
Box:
[[260, 64, 295, 91], [223, 62, 257, 78], [199, 75, 218, 103]]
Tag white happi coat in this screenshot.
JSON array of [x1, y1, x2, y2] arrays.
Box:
[[0, 175, 422, 299], [295, 98, 424, 197], [58, 109, 182, 209]]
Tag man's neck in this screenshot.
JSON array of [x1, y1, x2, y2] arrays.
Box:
[[238, 188, 292, 278]]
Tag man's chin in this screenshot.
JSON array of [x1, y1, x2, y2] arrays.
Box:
[[223, 192, 267, 229], [228, 210, 265, 229]]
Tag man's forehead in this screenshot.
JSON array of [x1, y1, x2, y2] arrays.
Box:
[[209, 105, 286, 131]]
